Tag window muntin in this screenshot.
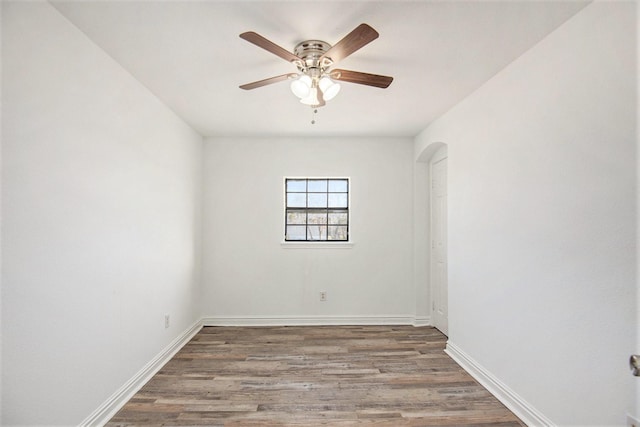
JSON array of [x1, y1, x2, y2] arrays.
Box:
[[285, 178, 349, 241]]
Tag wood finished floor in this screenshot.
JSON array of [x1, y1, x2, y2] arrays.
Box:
[[107, 326, 525, 426]]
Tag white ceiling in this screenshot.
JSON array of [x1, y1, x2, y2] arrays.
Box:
[[50, 1, 589, 138]]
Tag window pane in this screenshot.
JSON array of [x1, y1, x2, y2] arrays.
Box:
[[286, 225, 306, 240], [328, 211, 348, 225], [328, 226, 348, 241], [308, 193, 327, 208], [287, 193, 306, 208], [308, 179, 327, 192], [287, 210, 306, 225], [328, 179, 348, 192], [286, 180, 306, 192], [307, 225, 327, 240], [308, 211, 327, 224], [328, 193, 347, 208]]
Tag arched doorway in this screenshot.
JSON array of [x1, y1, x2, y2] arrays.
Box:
[[416, 142, 448, 335], [429, 146, 448, 335]]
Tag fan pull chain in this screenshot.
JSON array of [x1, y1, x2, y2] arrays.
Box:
[[311, 108, 318, 125]]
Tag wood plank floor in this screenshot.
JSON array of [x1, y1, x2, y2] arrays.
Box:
[[107, 326, 525, 426]]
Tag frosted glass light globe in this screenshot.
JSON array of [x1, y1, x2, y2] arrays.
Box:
[[319, 77, 341, 101], [290, 75, 312, 98]]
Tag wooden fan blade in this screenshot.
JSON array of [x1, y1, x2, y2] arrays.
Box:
[[240, 73, 296, 90], [320, 24, 379, 65], [330, 69, 393, 88], [240, 31, 301, 63]]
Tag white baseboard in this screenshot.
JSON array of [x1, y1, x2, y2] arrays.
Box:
[[202, 315, 430, 327], [445, 342, 554, 427], [413, 315, 431, 327], [79, 320, 202, 427]]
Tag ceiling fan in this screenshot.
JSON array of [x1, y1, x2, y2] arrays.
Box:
[[239, 23, 393, 109]]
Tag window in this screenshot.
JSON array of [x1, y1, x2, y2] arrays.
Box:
[[285, 178, 349, 241]]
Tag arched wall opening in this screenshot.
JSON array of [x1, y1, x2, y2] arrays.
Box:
[[414, 142, 448, 332]]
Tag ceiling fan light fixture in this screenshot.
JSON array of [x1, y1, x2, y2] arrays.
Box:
[[290, 75, 312, 98], [319, 76, 341, 101], [239, 24, 392, 115], [300, 87, 320, 106]]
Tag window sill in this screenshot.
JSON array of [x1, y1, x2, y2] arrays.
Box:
[[281, 241, 355, 249]]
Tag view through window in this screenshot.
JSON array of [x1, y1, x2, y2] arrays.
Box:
[[285, 178, 349, 241]]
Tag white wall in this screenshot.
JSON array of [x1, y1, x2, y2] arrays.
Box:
[[0, 1, 4, 421], [1, 2, 203, 425], [202, 137, 416, 323], [415, 2, 636, 425], [637, 0, 640, 421]]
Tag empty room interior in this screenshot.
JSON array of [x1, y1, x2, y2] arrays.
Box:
[[1, 0, 638, 426]]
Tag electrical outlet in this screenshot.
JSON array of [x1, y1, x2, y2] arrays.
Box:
[[320, 291, 327, 302], [164, 314, 170, 329]]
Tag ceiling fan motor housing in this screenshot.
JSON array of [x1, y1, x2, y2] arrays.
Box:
[[294, 40, 332, 74]]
